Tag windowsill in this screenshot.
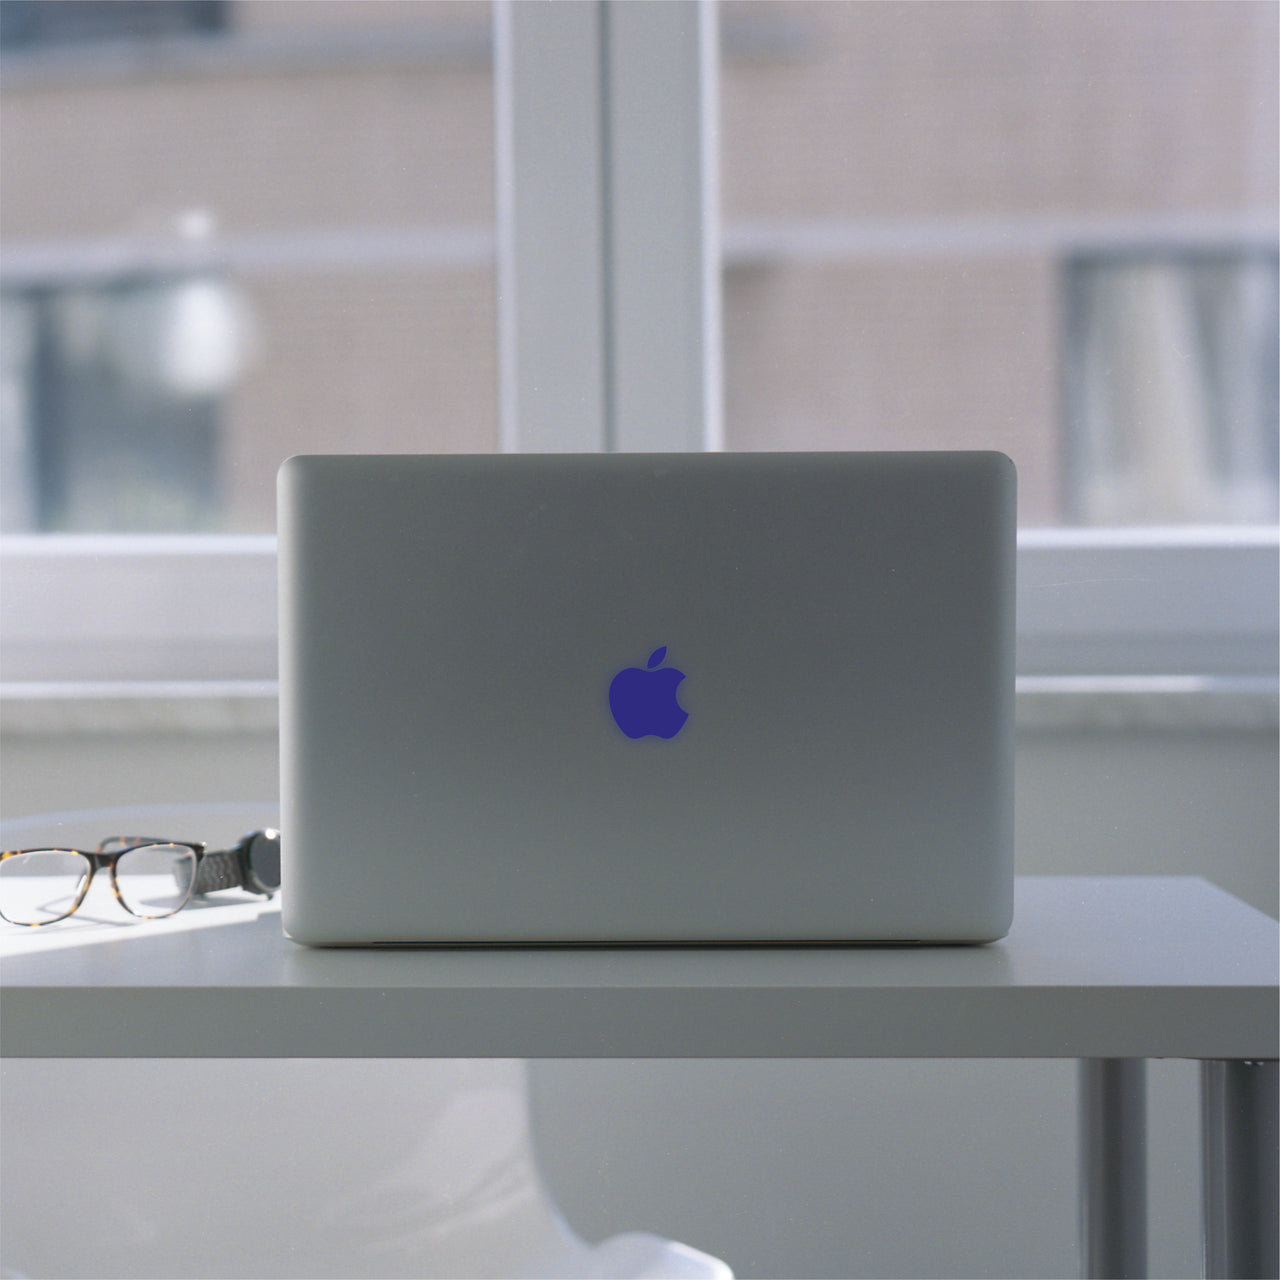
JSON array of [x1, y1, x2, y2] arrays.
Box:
[[2, 677, 1275, 736], [1013, 676, 1279, 732]]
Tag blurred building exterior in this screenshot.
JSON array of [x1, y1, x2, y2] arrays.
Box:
[[1, 0, 1276, 531]]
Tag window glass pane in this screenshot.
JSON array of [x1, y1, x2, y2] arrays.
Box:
[[4, 1, 1277, 534], [0, 0, 495, 533], [719, 0, 1279, 525]]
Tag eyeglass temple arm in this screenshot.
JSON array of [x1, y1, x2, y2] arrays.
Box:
[[96, 836, 168, 854]]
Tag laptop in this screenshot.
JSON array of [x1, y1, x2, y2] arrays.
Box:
[[278, 451, 1016, 946]]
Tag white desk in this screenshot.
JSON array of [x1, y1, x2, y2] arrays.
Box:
[[3, 875, 1276, 1279]]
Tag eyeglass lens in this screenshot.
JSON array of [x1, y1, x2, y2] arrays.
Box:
[[0, 844, 197, 925], [0, 850, 92, 925], [113, 844, 197, 918]]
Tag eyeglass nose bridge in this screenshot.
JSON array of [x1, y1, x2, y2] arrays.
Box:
[[45, 850, 129, 921], [64, 850, 99, 920]]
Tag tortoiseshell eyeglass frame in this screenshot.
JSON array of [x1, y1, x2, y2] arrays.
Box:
[[0, 839, 206, 926]]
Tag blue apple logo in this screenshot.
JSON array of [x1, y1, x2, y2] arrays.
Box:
[[608, 646, 689, 740]]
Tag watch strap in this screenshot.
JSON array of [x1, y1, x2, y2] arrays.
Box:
[[193, 849, 244, 895]]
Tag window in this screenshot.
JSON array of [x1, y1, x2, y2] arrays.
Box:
[[0, 0, 1276, 693]]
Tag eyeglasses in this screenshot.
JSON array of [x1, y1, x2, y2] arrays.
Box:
[[0, 829, 281, 927]]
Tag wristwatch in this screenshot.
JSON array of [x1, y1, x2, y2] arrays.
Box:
[[192, 828, 281, 899]]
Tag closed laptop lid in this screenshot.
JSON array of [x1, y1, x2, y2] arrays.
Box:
[[278, 451, 1015, 945]]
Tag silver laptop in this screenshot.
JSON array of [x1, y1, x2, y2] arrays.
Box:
[[278, 452, 1015, 946]]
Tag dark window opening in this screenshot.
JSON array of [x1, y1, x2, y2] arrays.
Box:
[[0, 0, 229, 51], [2, 283, 224, 532]]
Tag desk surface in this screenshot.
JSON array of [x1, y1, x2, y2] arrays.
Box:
[[2, 877, 1275, 1059]]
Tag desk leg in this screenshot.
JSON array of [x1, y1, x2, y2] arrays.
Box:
[[1201, 1059, 1279, 1280], [1079, 1058, 1147, 1280]]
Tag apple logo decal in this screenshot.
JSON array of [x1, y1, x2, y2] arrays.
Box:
[[608, 646, 689, 740]]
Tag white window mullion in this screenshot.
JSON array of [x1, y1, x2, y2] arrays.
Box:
[[494, 0, 721, 454], [494, 0, 608, 453], [605, 0, 722, 452]]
